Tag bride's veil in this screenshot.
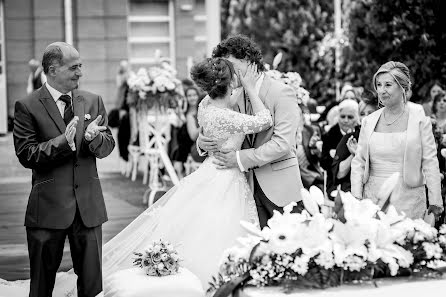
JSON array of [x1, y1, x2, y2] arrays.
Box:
[[49, 185, 181, 297], [102, 186, 179, 276]]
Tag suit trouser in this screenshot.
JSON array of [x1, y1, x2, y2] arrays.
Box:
[[26, 208, 102, 297], [253, 173, 304, 229]]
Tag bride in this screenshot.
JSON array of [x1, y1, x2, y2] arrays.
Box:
[[0, 58, 272, 296]]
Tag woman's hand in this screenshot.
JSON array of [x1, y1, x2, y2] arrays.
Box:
[[238, 63, 258, 94], [428, 204, 444, 220], [346, 136, 358, 155]]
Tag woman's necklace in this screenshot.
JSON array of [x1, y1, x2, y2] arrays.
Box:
[[383, 106, 405, 126]]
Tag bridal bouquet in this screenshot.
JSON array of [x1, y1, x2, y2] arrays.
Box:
[[209, 175, 446, 295], [127, 61, 183, 110], [266, 70, 310, 105], [133, 239, 181, 277]]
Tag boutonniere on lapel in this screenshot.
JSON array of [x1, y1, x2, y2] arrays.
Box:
[[84, 114, 91, 121]]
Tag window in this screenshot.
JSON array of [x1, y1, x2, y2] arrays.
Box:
[[128, 0, 175, 69]]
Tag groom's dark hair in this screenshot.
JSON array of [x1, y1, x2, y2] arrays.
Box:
[[212, 34, 266, 72]]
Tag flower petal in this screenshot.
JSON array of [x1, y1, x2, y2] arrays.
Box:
[[301, 188, 320, 215]]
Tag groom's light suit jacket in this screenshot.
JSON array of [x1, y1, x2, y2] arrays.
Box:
[[13, 85, 115, 229], [237, 75, 304, 206]]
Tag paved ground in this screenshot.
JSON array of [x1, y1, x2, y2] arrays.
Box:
[[0, 131, 150, 280]]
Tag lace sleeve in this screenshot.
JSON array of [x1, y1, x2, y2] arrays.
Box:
[[214, 108, 272, 135]]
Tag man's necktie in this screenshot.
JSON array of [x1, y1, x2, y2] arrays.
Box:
[[244, 91, 254, 146], [59, 95, 74, 125]]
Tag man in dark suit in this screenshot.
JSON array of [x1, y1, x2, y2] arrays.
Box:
[[13, 42, 115, 297]]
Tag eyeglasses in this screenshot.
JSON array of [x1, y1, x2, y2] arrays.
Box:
[[339, 115, 355, 120]]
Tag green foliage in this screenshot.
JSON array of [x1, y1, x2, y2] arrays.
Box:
[[343, 0, 446, 103], [221, 0, 445, 104], [222, 0, 335, 103]]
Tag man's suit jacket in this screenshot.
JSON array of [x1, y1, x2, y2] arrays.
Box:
[[238, 75, 304, 207], [351, 102, 442, 207], [13, 85, 115, 229]]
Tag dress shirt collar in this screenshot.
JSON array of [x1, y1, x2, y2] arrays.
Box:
[[45, 82, 72, 103]]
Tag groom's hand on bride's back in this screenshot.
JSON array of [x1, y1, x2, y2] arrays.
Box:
[[213, 149, 237, 169], [197, 127, 218, 152]]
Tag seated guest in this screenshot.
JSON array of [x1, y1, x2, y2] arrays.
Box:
[[321, 84, 359, 132], [332, 97, 378, 194], [321, 99, 359, 197], [297, 124, 324, 190]]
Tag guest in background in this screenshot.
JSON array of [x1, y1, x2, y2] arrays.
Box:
[[322, 84, 359, 132], [431, 90, 446, 225], [423, 81, 444, 117], [432, 90, 446, 133], [321, 99, 359, 197], [172, 87, 203, 178], [114, 60, 131, 162], [351, 61, 443, 220], [297, 123, 323, 190], [332, 97, 378, 194], [26, 58, 46, 94]]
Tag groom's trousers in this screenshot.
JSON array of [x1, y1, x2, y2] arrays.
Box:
[[253, 173, 305, 229], [26, 207, 102, 297]]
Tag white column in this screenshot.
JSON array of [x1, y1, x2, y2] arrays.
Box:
[[0, 0, 7, 135], [205, 0, 221, 57], [334, 0, 342, 102], [64, 0, 73, 45]]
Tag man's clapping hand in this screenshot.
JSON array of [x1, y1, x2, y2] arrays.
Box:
[[85, 115, 107, 141], [65, 116, 79, 146]]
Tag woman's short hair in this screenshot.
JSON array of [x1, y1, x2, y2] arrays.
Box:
[[372, 61, 412, 102], [338, 99, 359, 122], [190, 58, 235, 99], [42, 44, 65, 74], [432, 90, 446, 115]]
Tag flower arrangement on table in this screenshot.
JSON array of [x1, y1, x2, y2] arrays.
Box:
[[127, 60, 184, 111], [209, 173, 446, 296], [133, 239, 181, 277], [126, 52, 185, 147]]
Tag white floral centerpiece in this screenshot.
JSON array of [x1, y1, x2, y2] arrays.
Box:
[[133, 239, 181, 277], [126, 52, 185, 146], [209, 177, 446, 296], [127, 59, 183, 111]]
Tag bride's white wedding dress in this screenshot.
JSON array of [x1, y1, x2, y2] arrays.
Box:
[[0, 97, 272, 296]]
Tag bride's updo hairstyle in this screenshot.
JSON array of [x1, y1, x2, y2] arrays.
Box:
[[372, 61, 412, 103], [190, 58, 235, 99]]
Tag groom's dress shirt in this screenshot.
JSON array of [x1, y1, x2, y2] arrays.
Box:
[[236, 73, 265, 172], [45, 82, 76, 151]]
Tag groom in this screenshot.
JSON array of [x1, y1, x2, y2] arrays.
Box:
[[13, 42, 115, 297], [198, 35, 304, 228]]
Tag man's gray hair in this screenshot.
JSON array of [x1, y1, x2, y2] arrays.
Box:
[[42, 42, 71, 74]]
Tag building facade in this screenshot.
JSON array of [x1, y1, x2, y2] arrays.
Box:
[[0, 0, 220, 133]]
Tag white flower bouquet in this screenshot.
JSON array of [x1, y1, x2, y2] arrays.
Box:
[[266, 70, 310, 105], [209, 177, 446, 295], [133, 239, 181, 277], [127, 61, 183, 110]]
